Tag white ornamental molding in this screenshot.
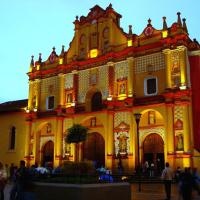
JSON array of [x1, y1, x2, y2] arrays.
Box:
[[139, 126, 165, 145], [78, 70, 90, 103], [40, 136, 54, 149], [114, 112, 131, 127], [135, 52, 165, 74], [115, 60, 129, 80], [65, 73, 74, 89]]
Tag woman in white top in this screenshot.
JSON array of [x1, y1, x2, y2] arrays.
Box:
[[0, 162, 7, 200], [161, 162, 173, 200]]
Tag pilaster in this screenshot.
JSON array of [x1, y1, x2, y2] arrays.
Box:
[[58, 73, 65, 106], [127, 57, 134, 97], [177, 46, 187, 86], [55, 117, 64, 166], [106, 111, 114, 169], [163, 49, 172, 89]]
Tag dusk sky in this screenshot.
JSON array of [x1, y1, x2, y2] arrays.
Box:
[[1, 0, 199, 103]]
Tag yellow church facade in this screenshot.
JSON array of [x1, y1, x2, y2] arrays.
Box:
[[1, 4, 200, 172]]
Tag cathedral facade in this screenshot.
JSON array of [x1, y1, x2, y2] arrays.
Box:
[[1, 4, 200, 172]]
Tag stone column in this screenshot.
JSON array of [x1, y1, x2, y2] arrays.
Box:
[[165, 104, 175, 166], [58, 73, 65, 106], [28, 80, 33, 110], [108, 62, 114, 97], [106, 111, 114, 169], [128, 111, 135, 171], [35, 79, 41, 109], [182, 104, 191, 153], [182, 103, 192, 167], [73, 72, 78, 102], [177, 46, 187, 86], [24, 120, 32, 166], [55, 117, 64, 166], [127, 57, 134, 97], [163, 49, 172, 89]]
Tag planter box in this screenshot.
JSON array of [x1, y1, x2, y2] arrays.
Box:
[[32, 182, 131, 200]]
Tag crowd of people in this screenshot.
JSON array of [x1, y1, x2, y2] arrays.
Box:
[[0, 160, 200, 200], [161, 162, 200, 200], [142, 159, 163, 177], [0, 160, 43, 200]]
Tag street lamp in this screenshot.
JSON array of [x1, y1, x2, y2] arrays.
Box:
[[134, 113, 142, 192]]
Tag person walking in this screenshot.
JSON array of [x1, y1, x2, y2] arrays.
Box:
[[0, 162, 7, 200], [192, 167, 200, 195], [161, 162, 173, 200], [10, 160, 29, 200], [180, 167, 193, 200], [150, 162, 155, 177]]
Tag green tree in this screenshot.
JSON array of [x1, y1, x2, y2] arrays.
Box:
[[65, 124, 88, 161]]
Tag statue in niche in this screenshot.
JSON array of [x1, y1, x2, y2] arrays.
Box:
[[176, 134, 184, 151], [32, 95, 36, 108], [148, 111, 156, 125], [171, 52, 180, 74], [90, 73, 97, 85], [118, 133, 128, 154], [119, 83, 126, 95], [46, 123, 51, 133], [66, 93, 72, 103]]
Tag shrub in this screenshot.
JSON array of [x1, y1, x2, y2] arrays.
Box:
[[61, 161, 96, 176]]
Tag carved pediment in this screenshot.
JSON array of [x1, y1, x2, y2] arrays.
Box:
[[78, 4, 121, 25], [114, 121, 130, 131], [174, 119, 183, 130]]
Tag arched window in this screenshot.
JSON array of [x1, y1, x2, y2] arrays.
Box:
[[91, 92, 102, 111], [144, 76, 158, 96], [46, 96, 55, 110], [9, 126, 16, 150]]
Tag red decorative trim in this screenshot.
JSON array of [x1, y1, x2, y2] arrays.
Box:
[[66, 107, 75, 114], [107, 154, 113, 159], [140, 124, 164, 130], [24, 155, 34, 160], [65, 90, 73, 104], [55, 155, 62, 160], [28, 42, 165, 80], [114, 121, 130, 131], [174, 152, 192, 158]]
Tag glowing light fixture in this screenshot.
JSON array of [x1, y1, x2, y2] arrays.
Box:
[[179, 83, 186, 90], [90, 49, 98, 58], [118, 94, 127, 101], [59, 58, 63, 65], [107, 96, 112, 101], [71, 102, 76, 107], [127, 39, 132, 47], [33, 107, 38, 112], [162, 30, 168, 38], [128, 93, 133, 97], [25, 107, 30, 113], [36, 65, 40, 70]]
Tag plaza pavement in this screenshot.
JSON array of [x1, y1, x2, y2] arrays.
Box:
[[3, 182, 200, 200], [131, 183, 200, 200]]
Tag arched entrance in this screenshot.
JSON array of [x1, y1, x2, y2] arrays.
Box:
[[91, 92, 102, 111], [143, 133, 164, 171], [83, 132, 105, 168], [42, 141, 54, 167]]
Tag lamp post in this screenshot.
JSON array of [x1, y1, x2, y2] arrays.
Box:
[[134, 113, 142, 192]]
